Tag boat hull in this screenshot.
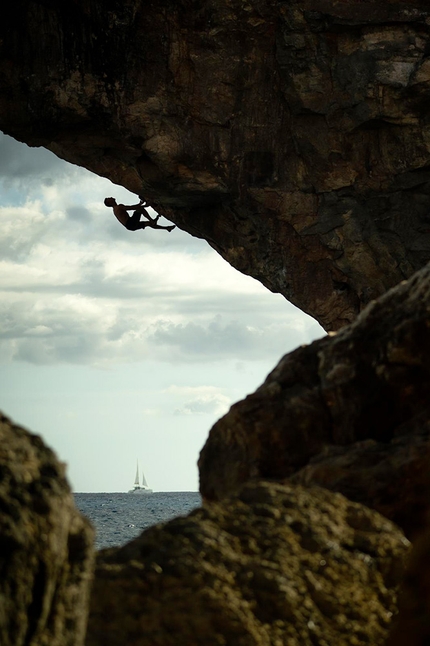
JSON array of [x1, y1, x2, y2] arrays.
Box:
[[128, 487, 153, 494]]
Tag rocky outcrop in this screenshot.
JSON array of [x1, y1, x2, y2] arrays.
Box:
[[199, 261, 430, 537], [2, 1, 430, 328], [0, 413, 94, 646], [386, 527, 430, 646], [290, 423, 430, 540], [87, 480, 409, 646], [2, 2, 430, 641]]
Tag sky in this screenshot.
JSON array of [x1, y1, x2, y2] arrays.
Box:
[[0, 131, 324, 492]]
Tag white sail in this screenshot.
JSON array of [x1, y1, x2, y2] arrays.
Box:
[[128, 460, 153, 494]]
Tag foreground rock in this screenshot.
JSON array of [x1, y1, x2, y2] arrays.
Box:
[[386, 527, 430, 646], [0, 412, 94, 646], [199, 263, 430, 537], [2, 1, 430, 329], [291, 423, 430, 540], [87, 481, 409, 646]]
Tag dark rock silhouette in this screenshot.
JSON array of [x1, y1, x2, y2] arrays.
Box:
[[2, 1, 430, 329], [86, 481, 409, 646], [2, 2, 430, 644], [0, 413, 94, 646], [199, 261, 430, 538], [290, 425, 430, 541], [387, 527, 430, 646]]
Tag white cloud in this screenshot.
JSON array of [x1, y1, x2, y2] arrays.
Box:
[[0, 132, 324, 368], [145, 315, 311, 362], [0, 134, 69, 180], [142, 408, 160, 417], [0, 132, 327, 492], [166, 385, 232, 417]]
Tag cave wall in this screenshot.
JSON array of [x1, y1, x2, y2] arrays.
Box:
[[1, 0, 430, 329]]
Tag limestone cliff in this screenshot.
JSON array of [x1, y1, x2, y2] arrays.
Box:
[[2, 0, 430, 329]]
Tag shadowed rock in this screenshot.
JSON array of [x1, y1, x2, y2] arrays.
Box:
[[291, 422, 430, 540], [2, 1, 430, 329], [87, 481, 409, 646], [386, 527, 430, 646], [0, 412, 94, 646], [199, 262, 430, 537]]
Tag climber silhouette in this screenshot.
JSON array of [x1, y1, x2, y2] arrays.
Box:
[[104, 197, 175, 232]]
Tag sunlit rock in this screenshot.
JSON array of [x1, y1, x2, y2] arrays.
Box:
[[87, 481, 409, 646]]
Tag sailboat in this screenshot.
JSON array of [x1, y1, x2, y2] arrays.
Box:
[[128, 460, 153, 494]]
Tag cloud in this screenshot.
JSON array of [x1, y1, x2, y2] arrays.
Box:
[[0, 202, 58, 260], [66, 205, 94, 222], [0, 132, 329, 495], [0, 291, 317, 366], [166, 386, 232, 417], [142, 408, 160, 417], [145, 315, 317, 362], [0, 132, 204, 255], [174, 397, 230, 416], [0, 132, 324, 368], [0, 244, 323, 365], [0, 132, 69, 180]]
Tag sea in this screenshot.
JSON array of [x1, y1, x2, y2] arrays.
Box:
[[74, 492, 202, 551]]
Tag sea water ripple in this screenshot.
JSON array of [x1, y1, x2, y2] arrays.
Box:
[[74, 492, 201, 550]]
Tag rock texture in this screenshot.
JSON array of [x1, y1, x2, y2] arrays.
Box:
[[2, 1, 430, 328], [0, 412, 94, 646], [2, 2, 430, 641], [291, 424, 430, 540], [199, 261, 430, 538], [386, 527, 430, 646], [87, 480, 409, 646]]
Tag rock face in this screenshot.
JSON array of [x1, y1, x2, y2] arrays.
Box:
[[386, 528, 430, 646], [2, 1, 430, 329], [290, 425, 430, 540], [199, 262, 430, 538], [87, 480, 409, 646], [2, 2, 430, 642], [0, 413, 94, 646]]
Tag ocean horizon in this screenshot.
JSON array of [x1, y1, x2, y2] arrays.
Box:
[[74, 491, 202, 550]]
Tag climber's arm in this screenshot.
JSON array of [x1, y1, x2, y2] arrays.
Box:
[[123, 201, 144, 211]]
